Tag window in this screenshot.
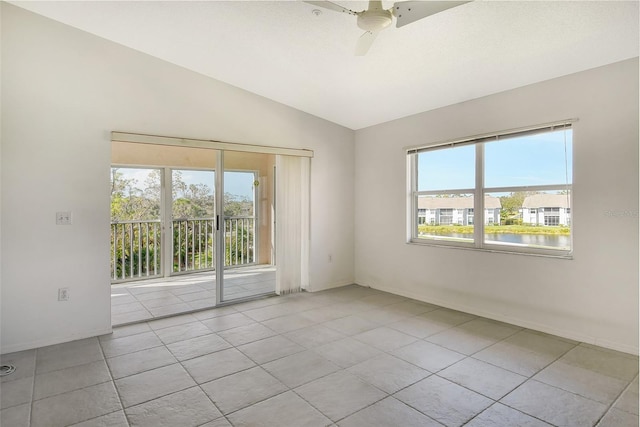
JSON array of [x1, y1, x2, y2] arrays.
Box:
[[545, 216, 560, 226], [408, 122, 573, 256], [439, 208, 453, 225]]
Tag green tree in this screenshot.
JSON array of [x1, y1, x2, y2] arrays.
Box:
[[110, 168, 160, 221], [223, 193, 253, 217], [499, 191, 537, 225], [170, 172, 214, 219]]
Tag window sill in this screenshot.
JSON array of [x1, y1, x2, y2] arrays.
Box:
[[408, 238, 573, 260]]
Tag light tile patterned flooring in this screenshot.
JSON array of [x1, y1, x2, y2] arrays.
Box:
[[111, 266, 276, 325], [1, 285, 638, 427]]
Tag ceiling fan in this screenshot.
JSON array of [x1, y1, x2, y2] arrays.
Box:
[[305, 0, 470, 55]]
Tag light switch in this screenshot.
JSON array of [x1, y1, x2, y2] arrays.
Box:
[[56, 211, 72, 225]]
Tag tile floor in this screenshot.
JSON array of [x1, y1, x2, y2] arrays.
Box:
[[111, 266, 276, 325], [1, 284, 638, 427]]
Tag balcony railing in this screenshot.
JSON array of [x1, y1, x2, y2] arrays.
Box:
[[111, 216, 256, 283], [224, 217, 256, 267], [172, 218, 216, 274], [111, 220, 161, 282]]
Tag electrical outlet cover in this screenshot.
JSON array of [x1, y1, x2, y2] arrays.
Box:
[[56, 212, 72, 225], [58, 288, 69, 301]]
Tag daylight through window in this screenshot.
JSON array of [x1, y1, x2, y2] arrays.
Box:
[[408, 122, 573, 256]]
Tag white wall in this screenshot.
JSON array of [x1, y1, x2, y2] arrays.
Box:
[[355, 58, 639, 354], [0, 4, 355, 353], [3, 3, 637, 356]]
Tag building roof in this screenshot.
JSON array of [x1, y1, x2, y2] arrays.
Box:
[[522, 193, 571, 209], [418, 196, 501, 210]]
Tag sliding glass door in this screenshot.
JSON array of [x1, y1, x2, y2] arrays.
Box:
[[111, 142, 280, 320], [221, 151, 276, 302], [169, 169, 216, 275]]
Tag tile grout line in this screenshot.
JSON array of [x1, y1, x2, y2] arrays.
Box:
[[107, 323, 206, 416], [249, 311, 431, 424], [97, 335, 131, 427], [462, 400, 557, 427], [466, 334, 580, 378], [175, 294, 314, 424], [497, 379, 612, 427], [218, 386, 291, 420], [183, 348, 233, 427], [28, 347, 37, 427], [593, 372, 639, 426], [194, 297, 398, 424], [304, 307, 587, 426], [473, 340, 585, 427], [27, 363, 115, 403], [290, 384, 384, 425], [28, 339, 130, 427]]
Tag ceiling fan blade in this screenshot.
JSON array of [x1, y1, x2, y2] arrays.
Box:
[[355, 31, 379, 56], [304, 1, 360, 16], [393, 1, 470, 28]]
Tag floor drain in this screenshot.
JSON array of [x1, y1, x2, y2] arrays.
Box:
[[0, 365, 16, 376]]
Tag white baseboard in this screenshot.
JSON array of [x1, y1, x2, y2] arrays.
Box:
[[1, 326, 113, 355], [358, 281, 639, 356], [309, 280, 355, 293]]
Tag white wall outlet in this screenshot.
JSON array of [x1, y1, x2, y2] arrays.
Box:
[[58, 288, 69, 301], [56, 211, 72, 225]]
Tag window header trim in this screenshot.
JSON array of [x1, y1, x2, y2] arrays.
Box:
[[112, 131, 314, 158], [405, 119, 577, 155]]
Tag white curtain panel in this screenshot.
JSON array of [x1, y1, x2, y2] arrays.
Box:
[[275, 155, 310, 295]]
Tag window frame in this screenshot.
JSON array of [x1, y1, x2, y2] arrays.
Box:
[[407, 121, 574, 258]]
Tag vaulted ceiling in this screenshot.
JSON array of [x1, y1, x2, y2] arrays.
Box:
[[11, 1, 639, 130]]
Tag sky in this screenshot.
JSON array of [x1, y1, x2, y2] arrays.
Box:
[[114, 168, 255, 200], [417, 129, 573, 192]]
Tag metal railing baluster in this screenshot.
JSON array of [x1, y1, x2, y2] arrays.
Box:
[[190, 220, 195, 270], [235, 218, 239, 266], [129, 223, 134, 279], [112, 224, 116, 280], [120, 224, 125, 280], [137, 223, 142, 278], [198, 220, 202, 269], [145, 222, 149, 276], [241, 219, 244, 265], [204, 221, 209, 269], [154, 222, 158, 275], [178, 221, 182, 273]]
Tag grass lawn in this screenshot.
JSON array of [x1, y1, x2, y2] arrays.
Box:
[[418, 224, 570, 235]]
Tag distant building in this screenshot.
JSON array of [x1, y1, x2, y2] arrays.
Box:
[[521, 194, 571, 226], [418, 196, 501, 226]]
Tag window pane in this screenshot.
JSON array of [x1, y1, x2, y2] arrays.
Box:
[[110, 167, 161, 221], [172, 170, 215, 219], [224, 171, 255, 216], [417, 145, 475, 191], [484, 190, 571, 251], [416, 194, 474, 243], [485, 129, 572, 188]]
